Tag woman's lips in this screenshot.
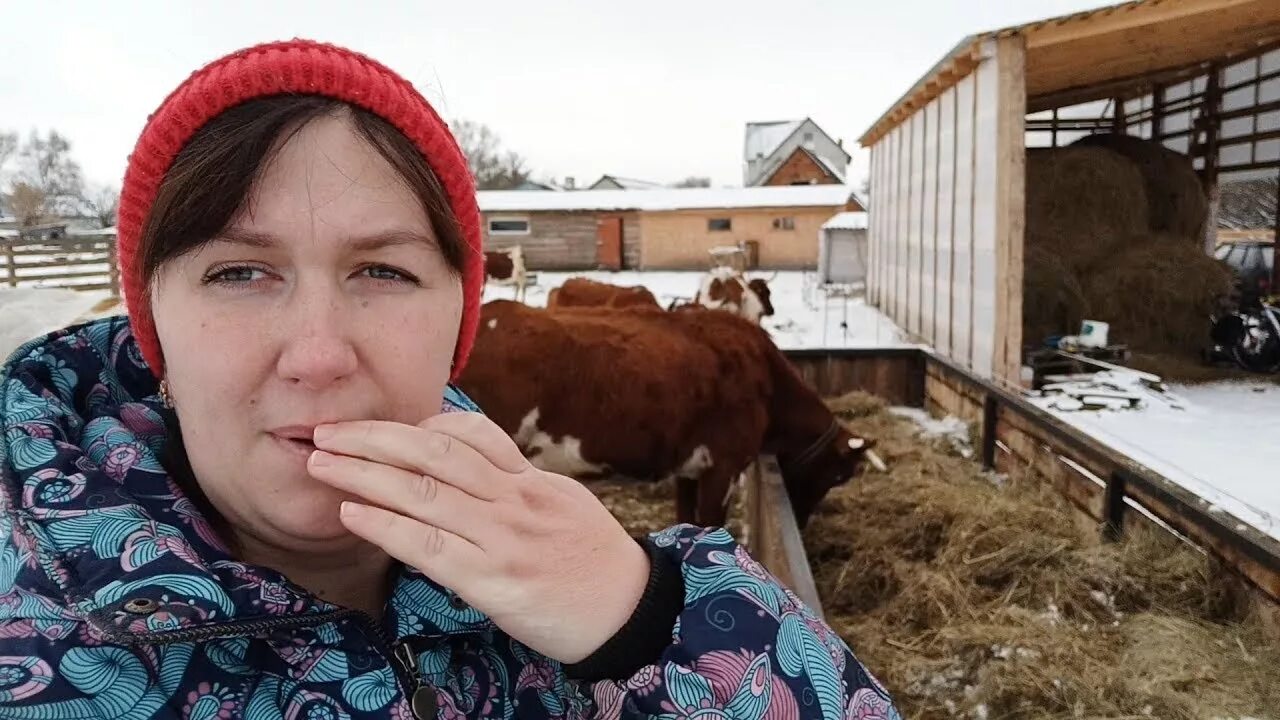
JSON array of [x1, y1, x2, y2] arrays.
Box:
[[269, 428, 319, 458]]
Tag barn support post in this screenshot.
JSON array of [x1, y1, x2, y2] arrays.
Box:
[[1274, 167, 1280, 295], [992, 34, 1027, 386], [981, 393, 999, 470], [1102, 470, 1131, 542], [1201, 64, 1223, 254]]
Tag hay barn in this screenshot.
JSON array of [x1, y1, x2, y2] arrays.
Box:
[[858, 0, 1280, 386]]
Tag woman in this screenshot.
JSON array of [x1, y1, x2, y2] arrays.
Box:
[[0, 39, 899, 719]]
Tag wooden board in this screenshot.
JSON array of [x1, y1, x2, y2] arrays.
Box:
[[908, 108, 925, 336], [935, 87, 958, 357], [896, 120, 912, 328], [995, 35, 1028, 387], [921, 97, 940, 347], [784, 349, 924, 406], [744, 456, 825, 618], [951, 74, 977, 368], [970, 43, 1000, 379]]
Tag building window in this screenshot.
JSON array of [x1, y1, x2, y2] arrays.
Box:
[[488, 217, 530, 235], [772, 217, 795, 231], [708, 218, 732, 232]]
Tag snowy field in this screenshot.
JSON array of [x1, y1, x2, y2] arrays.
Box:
[[483, 270, 915, 350], [1034, 379, 1280, 542], [0, 287, 114, 362]]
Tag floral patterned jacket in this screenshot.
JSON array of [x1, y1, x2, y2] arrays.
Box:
[[0, 316, 900, 720]]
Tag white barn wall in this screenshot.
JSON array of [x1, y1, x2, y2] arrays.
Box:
[[971, 47, 1000, 378]]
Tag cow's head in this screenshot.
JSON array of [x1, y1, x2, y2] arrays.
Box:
[[746, 278, 775, 317], [777, 421, 873, 527]]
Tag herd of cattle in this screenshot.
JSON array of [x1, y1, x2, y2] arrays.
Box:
[[465, 249, 878, 527]]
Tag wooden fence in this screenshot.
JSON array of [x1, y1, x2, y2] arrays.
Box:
[[1, 234, 120, 295], [750, 348, 1280, 626]]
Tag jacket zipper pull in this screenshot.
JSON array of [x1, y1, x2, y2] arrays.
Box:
[[394, 642, 438, 719]]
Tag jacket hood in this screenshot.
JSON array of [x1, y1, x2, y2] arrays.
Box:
[[0, 316, 492, 645]]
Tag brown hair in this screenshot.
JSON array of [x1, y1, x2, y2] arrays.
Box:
[[137, 94, 466, 287]]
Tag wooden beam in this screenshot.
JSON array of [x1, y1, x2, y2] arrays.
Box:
[[1024, 0, 1264, 50], [745, 457, 825, 617], [994, 35, 1027, 387]]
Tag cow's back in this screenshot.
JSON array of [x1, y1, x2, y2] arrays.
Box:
[[458, 301, 773, 479]]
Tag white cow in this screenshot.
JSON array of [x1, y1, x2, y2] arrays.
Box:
[[693, 266, 775, 324]]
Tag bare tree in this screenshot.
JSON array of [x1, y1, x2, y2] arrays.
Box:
[[85, 184, 120, 228], [9, 182, 47, 226], [672, 176, 711, 188], [449, 119, 532, 190], [1218, 175, 1278, 230], [14, 130, 86, 217], [0, 131, 17, 171]]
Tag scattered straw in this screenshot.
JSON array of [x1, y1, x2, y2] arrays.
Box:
[[812, 391, 1280, 719]]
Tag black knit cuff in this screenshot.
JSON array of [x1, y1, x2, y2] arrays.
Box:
[[563, 535, 685, 682]]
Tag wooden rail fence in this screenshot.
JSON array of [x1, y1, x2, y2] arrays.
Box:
[[1, 235, 120, 295], [746, 348, 1280, 623]]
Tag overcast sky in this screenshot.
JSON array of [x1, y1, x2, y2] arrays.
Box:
[[5, 0, 1111, 192]]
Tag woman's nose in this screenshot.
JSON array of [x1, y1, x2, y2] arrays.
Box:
[[275, 297, 359, 390]]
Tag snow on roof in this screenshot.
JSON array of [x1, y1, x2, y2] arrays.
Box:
[[478, 184, 855, 213], [593, 175, 666, 190], [745, 120, 802, 161], [822, 211, 868, 230], [814, 153, 847, 182]]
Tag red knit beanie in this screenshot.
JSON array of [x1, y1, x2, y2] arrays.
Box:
[[116, 39, 483, 382]]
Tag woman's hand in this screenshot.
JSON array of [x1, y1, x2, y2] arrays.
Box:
[[307, 411, 652, 664]]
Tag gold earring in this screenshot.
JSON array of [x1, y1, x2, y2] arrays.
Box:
[[158, 379, 173, 409]]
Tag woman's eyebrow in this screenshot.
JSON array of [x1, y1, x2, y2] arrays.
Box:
[[211, 229, 435, 251]]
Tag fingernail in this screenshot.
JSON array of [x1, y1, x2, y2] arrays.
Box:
[[309, 450, 332, 467], [340, 501, 363, 519], [313, 425, 336, 443]]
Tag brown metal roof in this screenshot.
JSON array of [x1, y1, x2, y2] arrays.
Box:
[[858, 0, 1280, 146]]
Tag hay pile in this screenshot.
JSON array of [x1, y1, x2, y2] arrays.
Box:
[[1025, 146, 1149, 275], [1072, 133, 1209, 239], [1084, 237, 1235, 355], [1023, 138, 1231, 357], [812, 391, 1280, 720]]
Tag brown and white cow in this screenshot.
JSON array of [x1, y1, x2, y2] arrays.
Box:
[[484, 246, 528, 301], [546, 277, 660, 311], [456, 300, 873, 528], [694, 266, 775, 323]]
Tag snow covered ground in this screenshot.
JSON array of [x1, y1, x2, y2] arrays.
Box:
[[485, 270, 916, 350], [1032, 377, 1280, 542], [0, 287, 114, 362]]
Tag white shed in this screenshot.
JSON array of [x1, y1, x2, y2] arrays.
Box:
[[818, 212, 869, 285]]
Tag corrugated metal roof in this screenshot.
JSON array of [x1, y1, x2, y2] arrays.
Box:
[[478, 184, 855, 213]]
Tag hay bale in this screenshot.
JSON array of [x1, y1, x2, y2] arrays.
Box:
[[1081, 236, 1234, 355], [1072, 133, 1208, 240], [1022, 246, 1090, 345], [1025, 146, 1150, 273]]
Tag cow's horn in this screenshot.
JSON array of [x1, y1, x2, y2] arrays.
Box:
[[866, 449, 888, 473]]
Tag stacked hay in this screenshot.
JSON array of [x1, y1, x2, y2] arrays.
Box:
[[1024, 145, 1149, 275], [1023, 245, 1090, 345], [1072, 133, 1209, 239], [1084, 236, 1234, 355], [1024, 138, 1229, 355], [810, 392, 1280, 720]]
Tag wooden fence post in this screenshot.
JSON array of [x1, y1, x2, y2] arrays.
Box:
[[107, 235, 121, 298], [3, 241, 14, 287], [981, 393, 999, 470]]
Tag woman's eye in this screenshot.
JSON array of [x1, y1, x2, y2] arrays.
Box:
[[205, 266, 269, 284], [359, 265, 419, 284]]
